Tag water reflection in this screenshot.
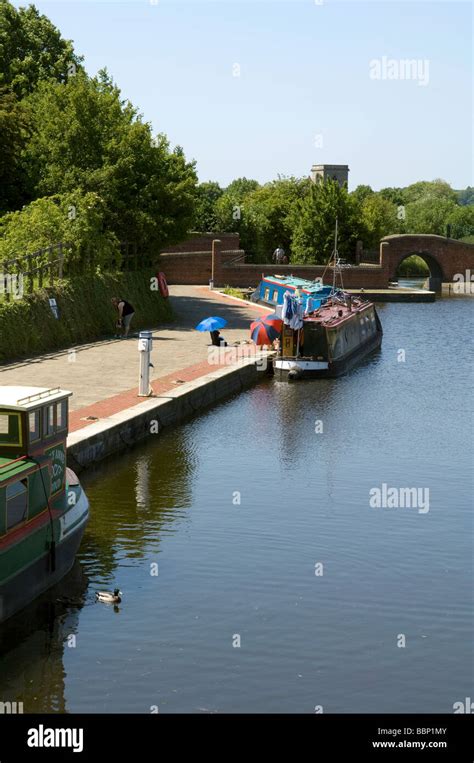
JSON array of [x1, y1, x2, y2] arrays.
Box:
[[0, 562, 88, 713]]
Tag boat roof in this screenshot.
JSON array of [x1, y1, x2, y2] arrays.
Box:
[[305, 299, 373, 328], [263, 275, 332, 293], [0, 386, 72, 411], [0, 456, 37, 480]]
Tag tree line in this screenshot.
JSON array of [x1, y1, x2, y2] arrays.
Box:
[[0, 0, 472, 272], [193, 177, 474, 265]]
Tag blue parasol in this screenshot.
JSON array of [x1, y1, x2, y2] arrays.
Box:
[[195, 316, 228, 332]]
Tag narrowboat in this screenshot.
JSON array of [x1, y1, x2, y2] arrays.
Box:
[[0, 387, 89, 623], [251, 274, 336, 314], [274, 293, 383, 379]]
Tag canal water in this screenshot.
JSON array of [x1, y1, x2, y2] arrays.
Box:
[[0, 297, 472, 713]]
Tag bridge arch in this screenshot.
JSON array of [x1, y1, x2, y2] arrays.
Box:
[[380, 234, 474, 292]]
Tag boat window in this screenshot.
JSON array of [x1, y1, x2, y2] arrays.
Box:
[[264, 288, 270, 301], [56, 401, 67, 431], [272, 290, 279, 302], [43, 405, 55, 438], [29, 410, 41, 442], [6, 479, 28, 531], [0, 412, 22, 447]]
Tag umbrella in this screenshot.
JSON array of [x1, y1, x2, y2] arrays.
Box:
[[250, 313, 283, 345], [195, 316, 228, 332]]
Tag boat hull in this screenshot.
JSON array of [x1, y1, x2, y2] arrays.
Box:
[[0, 490, 89, 624], [274, 329, 382, 379]]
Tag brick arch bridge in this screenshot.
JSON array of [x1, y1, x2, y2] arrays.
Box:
[[380, 234, 474, 291]]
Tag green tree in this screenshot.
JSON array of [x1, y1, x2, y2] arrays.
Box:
[[243, 177, 310, 261], [403, 179, 457, 204], [351, 184, 375, 205], [0, 87, 30, 213], [23, 71, 197, 254], [0, 0, 83, 98], [0, 190, 119, 269], [192, 181, 223, 231], [446, 205, 474, 240], [456, 186, 474, 206], [379, 187, 406, 206], [404, 195, 457, 235], [291, 179, 360, 264], [360, 194, 399, 249]]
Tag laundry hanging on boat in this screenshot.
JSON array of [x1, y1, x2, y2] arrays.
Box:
[[282, 291, 304, 330]]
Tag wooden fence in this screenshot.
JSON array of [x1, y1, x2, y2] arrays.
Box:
[[0, 241, 154, 300]]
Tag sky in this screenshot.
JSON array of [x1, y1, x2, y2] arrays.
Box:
[[14, 0, 473, 189]]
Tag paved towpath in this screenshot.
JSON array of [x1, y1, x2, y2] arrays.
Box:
[[0, 286, 269, 431]]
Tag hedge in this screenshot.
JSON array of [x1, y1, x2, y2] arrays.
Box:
[[0, 270, 173, 362]]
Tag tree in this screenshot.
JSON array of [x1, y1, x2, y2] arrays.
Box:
[[456, 187, 474, 206], [446, 205, 474, 240], [193, 181, 223, 232], [0, 191, 119, 269], [243, 177, 310, 261], [23, 71, 197, 254], [360, 194, 399, 249], [0, 87, 30, 213], [404, 196, 457, 235], [0, 0, 83, 98], [379, 187, 406, 206], [403, 179, 457, 204], [351, 185, 375, 205], [291, 179, 360, 264]]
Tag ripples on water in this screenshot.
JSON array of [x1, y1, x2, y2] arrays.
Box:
[[0, 299, 472, 713]]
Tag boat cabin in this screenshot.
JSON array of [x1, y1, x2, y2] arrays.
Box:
[[253, 275, 334, 312], [0, 387, 72, 536]]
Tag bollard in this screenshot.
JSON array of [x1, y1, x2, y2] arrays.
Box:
[[138, 330, 153, 396]]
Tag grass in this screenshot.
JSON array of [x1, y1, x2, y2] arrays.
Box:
[[222, 286, 246, 299], [0, 270, 173, 363]]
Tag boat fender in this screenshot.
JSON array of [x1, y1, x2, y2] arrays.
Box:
[[157, 271, 169, 298]]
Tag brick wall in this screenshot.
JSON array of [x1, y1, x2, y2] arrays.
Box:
[[159, 233, 474, 288]]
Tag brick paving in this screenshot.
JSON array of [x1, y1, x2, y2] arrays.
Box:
[[0, 286, 270, 428]]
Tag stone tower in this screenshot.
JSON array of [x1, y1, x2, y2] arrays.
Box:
[[310, 164, 349, 188]]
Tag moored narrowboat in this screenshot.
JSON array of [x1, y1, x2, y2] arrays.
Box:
[[251, 274, 336, 313], [274, 294, 383, 379], [0, 387, 89, 623]]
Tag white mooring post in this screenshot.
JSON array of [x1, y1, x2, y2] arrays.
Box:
[[138, 330, 153, 396]]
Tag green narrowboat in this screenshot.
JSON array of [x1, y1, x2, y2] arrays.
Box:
[[0, 386, 89, 624]]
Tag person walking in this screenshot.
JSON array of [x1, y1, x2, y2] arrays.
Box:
[[111, 297, 135, 338], [272, 245, 286, 265]]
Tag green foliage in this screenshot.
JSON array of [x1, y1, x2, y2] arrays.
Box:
[[456, 186, 474, 206], [359, 194, 400, 248], [404, 195, 457, 235], [0, 0, 83, 98], [222, 286, 245, 299], [16, 70, 197, 257], [192, 181, 223, 231], [0, 191, 119, 268], [446, 205, 474, 240], [291, 180, 360, 264], [0, 87, 30, 212], [397, 255, 430, 277], [0, 269, 173, 362]]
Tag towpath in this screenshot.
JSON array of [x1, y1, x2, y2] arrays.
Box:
[[0, 286, 269, 432]]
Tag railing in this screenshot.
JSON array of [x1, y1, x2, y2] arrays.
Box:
[[1, 243, 69, 300]]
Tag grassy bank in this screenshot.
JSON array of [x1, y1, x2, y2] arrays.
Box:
[[0, 270, 173, 363]]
